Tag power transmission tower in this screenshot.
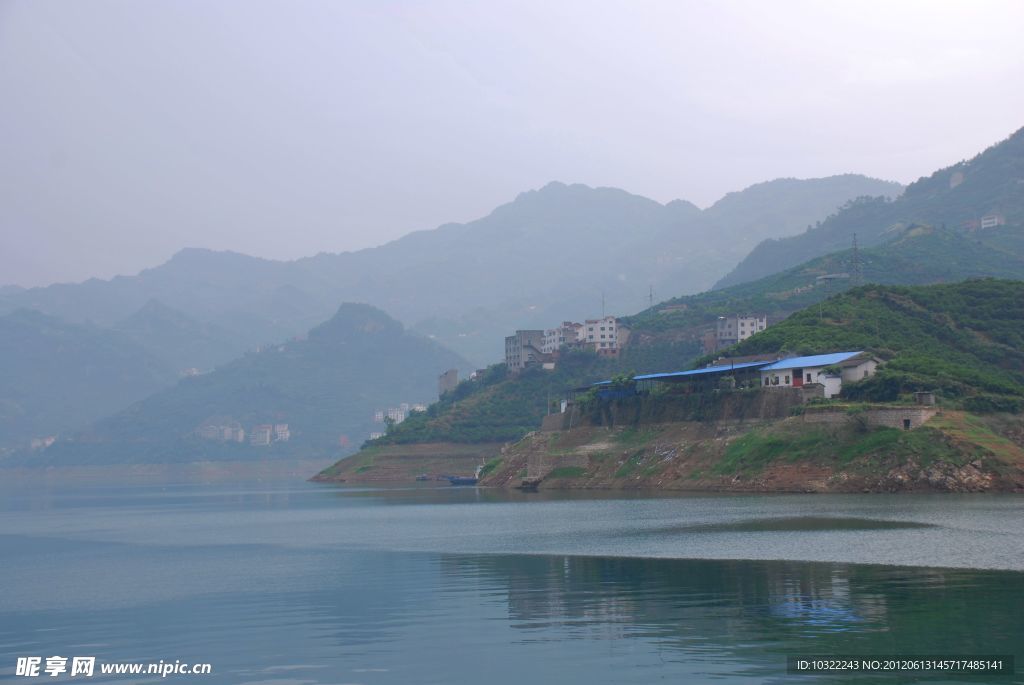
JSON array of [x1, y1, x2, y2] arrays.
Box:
[[851, 233, 863, 285]]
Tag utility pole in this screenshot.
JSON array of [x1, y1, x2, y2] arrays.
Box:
[[648, 285, 654, 308]]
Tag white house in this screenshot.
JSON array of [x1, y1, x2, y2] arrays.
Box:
[[759, 351, 879, 399], [582, 316, 619, 355]]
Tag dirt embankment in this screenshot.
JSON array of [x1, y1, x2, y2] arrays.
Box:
[[311, 442, 504, 483], [478, 410, 1024, 494], [311, 404, 1024, 494]]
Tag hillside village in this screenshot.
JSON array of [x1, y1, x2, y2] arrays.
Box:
[[318, 279, 1024, 493], [504, 313, 770, 374]]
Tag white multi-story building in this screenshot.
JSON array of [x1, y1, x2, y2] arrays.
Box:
[[386, 407, 406, 424], [716, 314, 767, 347], [273, 423, 290, 442], [582, 316, 620, 355], [541, 322, 583, 354]]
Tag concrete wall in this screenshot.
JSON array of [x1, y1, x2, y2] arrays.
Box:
[[571, 387, 805, 428], [802, 406, 938, 429], [540, 413, 568, 432]]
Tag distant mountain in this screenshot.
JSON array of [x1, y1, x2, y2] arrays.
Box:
[[698, 174, 902, 259], [716, 126, 1024, 289], [0, 176, 900, 366], [0, 310, 176, 450], [21, 303, 470, 465], [111, 299, 245, 372]]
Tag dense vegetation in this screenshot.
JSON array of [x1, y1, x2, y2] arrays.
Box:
[[716, 125, 1024, 288], [21, 304, 469, 464], [730, 279, 1024, 410]]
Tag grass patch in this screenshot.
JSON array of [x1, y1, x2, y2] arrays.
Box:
[[479, 458, 502, 477], [715, 420, 980, 477], [615, 427, 658, 448], [547, 466, 586, 479], [841, 426, 967, 467], [713, 428, 829, 475], [614, 449, 647, 478]]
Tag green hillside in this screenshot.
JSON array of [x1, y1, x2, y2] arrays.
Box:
[[352, 279, 1024, 452], [369, 343, 700, 446], [622, 223, 1024, 339], [716, 126, 1024, 288], [729, 279, 1024, 411], [18, 304, 469, 465]]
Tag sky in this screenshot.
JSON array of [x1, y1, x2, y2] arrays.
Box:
[[2, 1, 1023, 288]]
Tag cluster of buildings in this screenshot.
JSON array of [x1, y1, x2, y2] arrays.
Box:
[[372, 401, 428, 427], [587, 351, 879, 402], [195, 421, 290, 446], [505, 316, 625, 372]]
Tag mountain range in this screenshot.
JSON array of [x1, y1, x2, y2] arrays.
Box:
[[6, 124, 1024, 465], [1, 175, 901, 367]]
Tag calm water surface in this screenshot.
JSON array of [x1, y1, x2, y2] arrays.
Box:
[[1, 472, 1022, 684]]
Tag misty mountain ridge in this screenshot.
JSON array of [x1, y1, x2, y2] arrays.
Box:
[[0, 174, 901, 366], [112, 298, 246, 371], [0, 309, 177, 448], [24, 303, 470, 465], [715, 126, 1024, 289]]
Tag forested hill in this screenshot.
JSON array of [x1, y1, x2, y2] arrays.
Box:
[[18, 304, 470, 465], [730, 279, 1024, 411], [715, 126, 1024, 289], [622, 221, 1024, 341]]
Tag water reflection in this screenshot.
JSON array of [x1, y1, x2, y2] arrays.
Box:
[[441, 554, 1024, 666]]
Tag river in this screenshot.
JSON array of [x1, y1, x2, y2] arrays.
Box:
[[1, 472, 1021, 684]]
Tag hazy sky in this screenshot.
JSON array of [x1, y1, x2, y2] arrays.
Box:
[[2, 1, 1023, 287]]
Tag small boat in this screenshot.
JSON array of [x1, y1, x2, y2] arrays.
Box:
[[447, 462, 484, 486], [415, 474, 430, 481]]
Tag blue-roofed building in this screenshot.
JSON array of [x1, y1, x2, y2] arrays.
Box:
[[759, 351, 878, 398]]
